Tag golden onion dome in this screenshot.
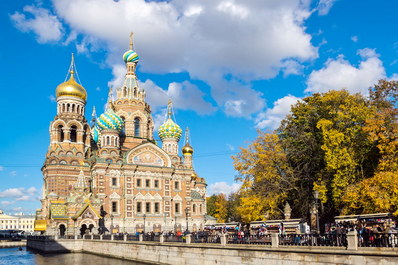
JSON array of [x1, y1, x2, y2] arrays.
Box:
[[56, 74, 87, 101], [182, 143, 194, 155], [191, 172, 198, 181]]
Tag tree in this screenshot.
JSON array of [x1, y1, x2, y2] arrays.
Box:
[[206, 195, 217, 217], [233, 132, 296, 222], [213, 193, 228, 222]]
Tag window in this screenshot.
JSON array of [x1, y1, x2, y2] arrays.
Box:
[[175, 203, 180, 214], [146, 202, 151, 213], [111, 178, 117, 186], [193, 204, 196, 213], [154, 180, 159, 188], [134, 117, 140, 137], [145, 179, 150, 188], [70, 125, 77, 142], [58, 125, 64, 142], [137, 179, 141, 187], [174, 181, 179, 190], [112, 201, 118, 213], [137, 202, 142, 213], [155, 202, 159, 213]]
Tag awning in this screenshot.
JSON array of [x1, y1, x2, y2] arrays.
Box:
[[34, 220, 47, 231]]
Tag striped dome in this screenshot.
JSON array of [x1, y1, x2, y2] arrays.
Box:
[[158, 118, 182, 141], [91, 125, 100, 143], [96, 109, 124, 132], [123, 49, 139, 63]]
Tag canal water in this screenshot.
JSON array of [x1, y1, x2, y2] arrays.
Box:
[[0, 247, 151, 265]]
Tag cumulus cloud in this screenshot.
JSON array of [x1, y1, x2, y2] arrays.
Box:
[[255, 95, 301, 130], [0, 187, 38, 201], [207, 181, 241, 196], [317, 0, 337, 16], [144, 79, 217, 115], [13, 0, 318, 117], [10, 5, 63, 43], [306, 48, 386, 95]]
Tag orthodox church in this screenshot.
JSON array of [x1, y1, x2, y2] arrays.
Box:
[[35, 35, 207, 235]]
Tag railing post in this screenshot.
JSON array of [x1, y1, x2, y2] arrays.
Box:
[[111, 234, 114, 241], [100, 235, 103, 240], [186, 234, 191, 244], [160, 233, 164, 243], [347, 230, 358, 250], [220, 233, 227, 246], [91, 234, 94, 240], [74, 234, 78, 240], [139, 234, 143, 242], [271, 233, 279, 248], [124, 234, 127, 241], [83, 234, 86, 240], [54, 234, 58, 240]]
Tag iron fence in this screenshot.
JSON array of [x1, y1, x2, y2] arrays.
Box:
[[227, 234, 272, 245], [279, 233, 347, 247], [358, 233, 398, 247]]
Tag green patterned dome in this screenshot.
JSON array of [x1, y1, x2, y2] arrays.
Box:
[[158, 118, 182, 141]]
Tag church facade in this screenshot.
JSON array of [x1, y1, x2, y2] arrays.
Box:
[[35, 36, 207, 236]]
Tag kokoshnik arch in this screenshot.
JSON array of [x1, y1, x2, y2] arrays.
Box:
[[35, 34, 207, 236]]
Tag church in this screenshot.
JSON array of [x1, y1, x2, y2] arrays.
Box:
[[34, 35, 207, 236]]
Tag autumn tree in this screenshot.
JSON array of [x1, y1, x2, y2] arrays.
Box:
[[233, 133, 296, 222]]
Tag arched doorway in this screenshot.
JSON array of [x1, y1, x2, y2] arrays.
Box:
[[59, 224, 66, 236], [88, 224, 94, 234], [80, 224, 87, 236]]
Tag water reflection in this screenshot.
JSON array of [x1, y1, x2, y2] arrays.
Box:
[[0, 247, 150, 265]]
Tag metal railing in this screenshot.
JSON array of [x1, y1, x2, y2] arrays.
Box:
[[227, 234, 272, 245], [358, 233, 398, 248], [279, 234, 347, 247]]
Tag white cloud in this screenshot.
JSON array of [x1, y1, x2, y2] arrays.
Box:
[[0, 188, 24, 198], [13, 0, 318, 117], [9, 171, 17, 176], [10, 5, 63, 43], [0, 201, 14, 206], [0, 166, 4, 171], [0, 187, 37, 201], [306, 48, 386, 95], [49, 95, 56, 102], [144, 79, 217, 115], [207, 182, 241, 196], [27, 187, 37, 195], [255, 95, 301, 130], [317, 0, 337, 16], [351, 36, 358, 43]]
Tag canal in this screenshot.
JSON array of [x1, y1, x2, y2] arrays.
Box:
[[0, 247, 151, 265]]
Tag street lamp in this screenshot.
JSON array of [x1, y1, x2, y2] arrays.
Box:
[[110, 214, 114, 234], [143, 214, 146, 234], [313, 191, 320, 234], [185, 207, 189, 233]]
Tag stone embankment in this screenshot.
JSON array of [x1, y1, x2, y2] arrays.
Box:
[[27, 234, 398, 265], [0, 240, 26, 248]]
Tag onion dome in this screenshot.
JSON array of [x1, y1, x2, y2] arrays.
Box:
[[158, 118, 182, 140], [91, 125, 100, 143], [97, 108, 124, 132], [56, 54, 87, 100], [182, 143, 194, 155], [158, 100, 182, 141], [56, 72, 87, 100], [182, 127, 194, 155], [123, 32, 139, 63], [123, 50, 139, 63]]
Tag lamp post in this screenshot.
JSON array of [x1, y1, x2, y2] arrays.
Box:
[[110, 214, 114, 235], [313, 191, 320, 234], [185, 207, 189, 233], [143, 214, 146, 234]]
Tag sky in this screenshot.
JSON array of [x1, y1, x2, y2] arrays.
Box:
[[1, 0, 398, 214]]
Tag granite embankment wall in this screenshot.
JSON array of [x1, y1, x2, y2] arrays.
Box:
[[0, 240, 26, 248], [27, 238, 398, 265]]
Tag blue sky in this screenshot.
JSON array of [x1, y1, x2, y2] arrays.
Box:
[[1, 0, 398, 214]]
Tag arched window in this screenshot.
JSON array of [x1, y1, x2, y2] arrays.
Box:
[[193, 204, 196, 213], [106, 136, 110, 146], [134, 117, 140, 137], [71, 104, 75, 113], [123, 88, 127, 97], [58, 125, 64, 142], [67, 103, 70, 112], [199, 204, 202, 214], [82, 125, 88, 144], [70, 125, 77, 142]]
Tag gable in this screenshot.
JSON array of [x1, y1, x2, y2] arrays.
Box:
[[72, 203, 101, 220], [126, 143, 172, 167]]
